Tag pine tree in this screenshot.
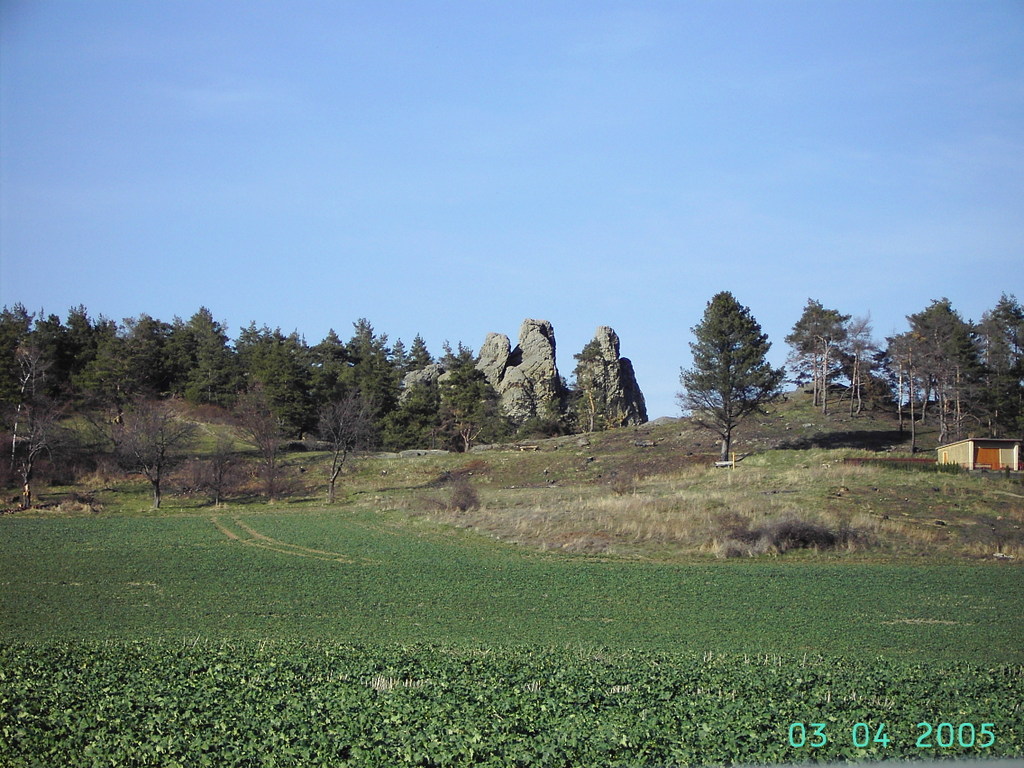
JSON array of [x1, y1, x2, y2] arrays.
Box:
[[407, 334, 433, 370], [121, 314, 176, 396], [309, 329, 351, 406], [679, 292, 785, 462], [173, 308, 240, 408], [75, 322, 133, 416], [906, 299, 983, 444], [235, 324, 313, 437], [343, 319, 400, 427], [0, 304, 35, 407], [885, 331, 923, 452], [978, 294, 1024, 437], [571, 338, 609, 433], [438, 346, 509, 451], [382, 379, 442, 450], [785, 299, 850, 414]]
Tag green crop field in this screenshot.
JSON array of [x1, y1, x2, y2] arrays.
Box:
[[1, 511, 1022, 658], [2, 505, 1023, 766], [3, 641, 1021, 767]]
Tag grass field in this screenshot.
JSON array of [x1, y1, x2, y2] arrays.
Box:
[[2, 510, 1022, 660], [2, 505, 1022, 766], [2, 395, 1023, 766]]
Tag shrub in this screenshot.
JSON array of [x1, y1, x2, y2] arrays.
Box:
[[448, 476, 480, 512], [716, 515, 867, 557], [608, 472, 636, 496]]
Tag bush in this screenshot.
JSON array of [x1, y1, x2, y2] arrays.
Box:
[[716, 515, 867, 557], [448, 476, 480, 512]]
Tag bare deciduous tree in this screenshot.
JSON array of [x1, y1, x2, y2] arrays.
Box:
[[185, 433, 242, 506], [317, 393, 376, 503], [113, 399, 197, 508], [235, 384, 285, 502], [11, 398, 64, 509]]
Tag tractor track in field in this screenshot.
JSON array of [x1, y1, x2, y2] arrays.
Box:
[[211, 516, 374, 564]]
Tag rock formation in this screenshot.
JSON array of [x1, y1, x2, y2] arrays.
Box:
[[572, 326, 648, 428], [398, 318, 647, 431], [477, 319, 566, 425], [398, 362, 445, 402]]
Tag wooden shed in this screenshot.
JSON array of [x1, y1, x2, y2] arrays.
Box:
[[937, 438, 1021, 471]]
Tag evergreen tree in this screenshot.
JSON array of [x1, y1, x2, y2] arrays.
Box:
[[906, 299, 984, 444], [785, 299, 850, 414], [382, 379, 442, 450], [64, 305, 106, 381], [29, 313, 73, 399], [837, 315, 878, 415], [236, 323, 313, 437], [884, 330, 924, 451], [390, 338, 410, 374], [172, 308, 240, 408], [121, 314, 176, 396], [0, 304, 35, 407], [438, 346, 509, 451], [343, 319, 400, 427], [32, 305, 110, 401], [978, 294, 1024, 437], [74, 319, 132, 416], [407, 334, 433, 370], [679, 292, 785, 462], [570, 338, 619, 432], [309, 329, 351, 407]]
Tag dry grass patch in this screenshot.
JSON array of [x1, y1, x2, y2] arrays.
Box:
[[350, 443, 1024, 561]]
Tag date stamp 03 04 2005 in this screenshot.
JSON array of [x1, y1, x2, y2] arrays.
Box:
[[788, 722, 998, 751]]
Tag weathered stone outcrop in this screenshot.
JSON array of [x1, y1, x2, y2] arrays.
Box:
[[399, 319, 646, 431], [477, 333, 511, 388], [398, 362, 445, 402], [477, 319, 566, 425], [573, 326, 648, 427]]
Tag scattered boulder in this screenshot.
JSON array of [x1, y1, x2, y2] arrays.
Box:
[[647, 416, 680, 427]]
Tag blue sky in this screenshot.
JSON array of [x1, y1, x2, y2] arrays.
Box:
[[2, 1, 1022, 418]]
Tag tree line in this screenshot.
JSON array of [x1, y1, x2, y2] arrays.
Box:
[[680, 292, 1023, 462], [3, 294, 1022, 508], [0, 305, 626, 508]]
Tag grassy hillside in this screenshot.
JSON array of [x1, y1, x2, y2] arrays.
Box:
[[11, 390, 1024, 562]]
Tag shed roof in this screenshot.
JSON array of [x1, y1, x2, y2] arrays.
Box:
[[937, 437, 1021, 450]]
